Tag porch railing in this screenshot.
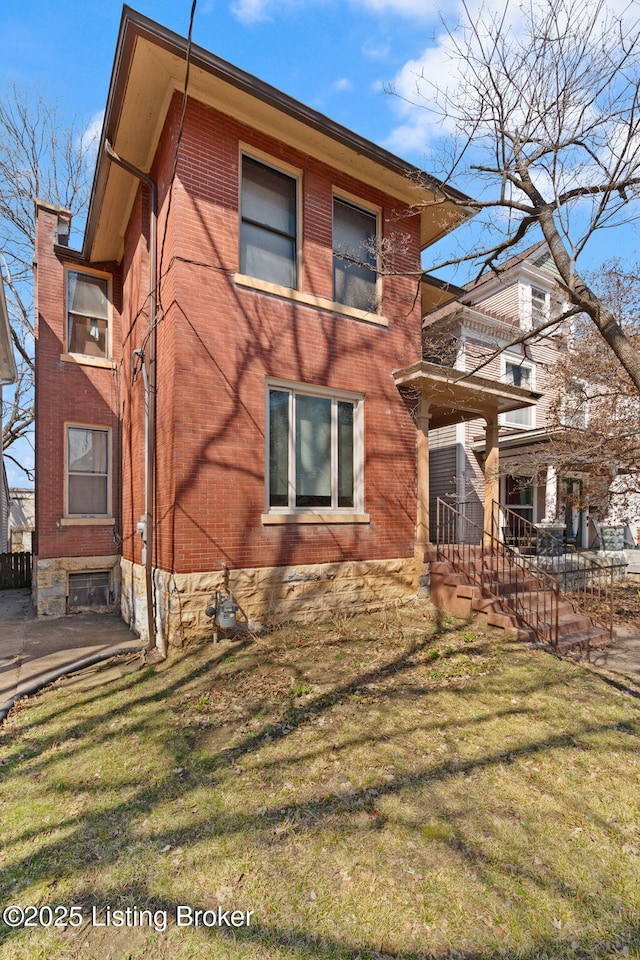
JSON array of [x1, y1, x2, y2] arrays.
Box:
[[436, 498, 562, 647], [435, 498, 621, 648], [495, 503, 623, 640]]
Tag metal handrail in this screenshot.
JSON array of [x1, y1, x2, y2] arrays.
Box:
[[436, 498, 562, 647], [496, 503, 622, 641]]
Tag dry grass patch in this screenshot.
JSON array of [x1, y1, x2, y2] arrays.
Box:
[[0, 603, 639, 959]]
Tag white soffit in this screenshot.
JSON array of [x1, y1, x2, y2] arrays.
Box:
[[90, 31, 469, 262]]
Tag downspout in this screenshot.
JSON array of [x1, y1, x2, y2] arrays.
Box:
[[104, 140, 162, 659]]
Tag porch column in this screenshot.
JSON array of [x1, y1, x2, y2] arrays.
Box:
[[416, 395, 431, 553], [544, 464, 558, 522], [483, 413, 499, 547]]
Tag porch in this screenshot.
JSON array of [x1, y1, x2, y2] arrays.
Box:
[[393, 359, 542, 551], [393, 361, 622, 651]]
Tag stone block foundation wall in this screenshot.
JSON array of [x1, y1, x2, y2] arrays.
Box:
[[34, 555, 121, 617], [121, 556, 419, 649]]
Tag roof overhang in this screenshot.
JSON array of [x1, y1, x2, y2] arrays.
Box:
[[84, 6, 475, 263], [393, 360, 541, 430], [0, 272, 17, 385], [470, 427, 556, 453]]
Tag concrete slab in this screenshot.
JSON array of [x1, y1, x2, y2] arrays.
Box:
[[0, 590, 143, 712], [590, 624, 640, 680]]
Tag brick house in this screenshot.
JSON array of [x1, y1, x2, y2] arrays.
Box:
[[37, 7, 522, 653]]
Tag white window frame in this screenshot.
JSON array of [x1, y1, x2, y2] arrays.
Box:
[[65, 423, 112, 519], [265, 379, 364, 516], [239, 147, 301, 291], [501, 473, 537, 525], [65, 267, 112, 359], [530, 285, 549, 326], [332, 189, 381, 313], [501, 353, 536, 428], [561, 378, 588, 429]]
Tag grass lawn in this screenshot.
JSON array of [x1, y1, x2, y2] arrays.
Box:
[[1, 603, 639, 959]]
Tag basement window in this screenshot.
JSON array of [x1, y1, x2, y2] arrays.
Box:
[[68, 571, 111, 608]]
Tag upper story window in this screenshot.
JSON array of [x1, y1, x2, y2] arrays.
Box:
[[503, 355, 535, 428], [240, 155, 297, 289], [531, 286, 548, 325], [66, 426, 110, 517], [268, 383, 363, 513], [67, 270, 110, 358], [561, 380, 587, 428], [333, 197, 378, 312]]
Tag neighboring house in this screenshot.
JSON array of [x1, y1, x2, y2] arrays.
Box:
[[422, 242, 591, 547], [8, 488, 35, 553], [36, 8, 538, 654], [1, 269, 18, 553]]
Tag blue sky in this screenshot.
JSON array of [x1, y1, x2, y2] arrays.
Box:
[[2, 0, 636, 264], [1, 0, 639, 486], [2, 0, 453, 487], [0, 0, 439, 158]]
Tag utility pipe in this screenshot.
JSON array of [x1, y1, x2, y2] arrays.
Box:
[[104, 141, 161, 658], [0, 647, 144, 724]]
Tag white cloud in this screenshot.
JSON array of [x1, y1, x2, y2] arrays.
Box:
[[78, 109, 105, 160], [230, 0, 446, 24], [332, 78, 353, 93], [384, 0, 640, 160], [351, 0, 437, 18], [361, 37, 391, 60], [230, 0, 272, 24]]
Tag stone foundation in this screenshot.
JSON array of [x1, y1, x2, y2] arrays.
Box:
[[34, 555, 121, 617], [121, 556, 418, 650]]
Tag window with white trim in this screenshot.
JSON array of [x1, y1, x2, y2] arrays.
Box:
[[333, 197, 378, 312], [240, 155, 297, 288], [531, 286, 548, 325], [561, 379, 587, 428], [66, 426, 110, 517], [268, 385, 363, 511], [504, 474, 534, 524], [503, 356, 535, 427], [67, 270, 110, 358]]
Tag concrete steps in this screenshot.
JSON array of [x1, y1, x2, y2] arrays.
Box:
[[428, 551, 611, 653]]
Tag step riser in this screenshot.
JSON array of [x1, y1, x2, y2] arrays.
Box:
[[429, 555, 609, 652]]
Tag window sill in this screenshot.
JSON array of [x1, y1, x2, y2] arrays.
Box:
[[262, 512, 370, 525], [60, 517, 114, 526], [234, 274, 388, 327], [60, 353, 115, 369]]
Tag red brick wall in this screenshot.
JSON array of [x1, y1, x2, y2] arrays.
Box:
[[35, 204, 122, 560], [118, 94, 421, 574], [39, 90, 423, 577]]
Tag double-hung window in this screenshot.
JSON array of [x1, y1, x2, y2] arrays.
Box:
[[531, 286, 548, 325], [268, 384, 363, 512], [67, 426, 110, 517], [240, 155, 297, 288], [67, 270, 110, 358], [503, 356, 535, 427], [333, 197, 378, 312]]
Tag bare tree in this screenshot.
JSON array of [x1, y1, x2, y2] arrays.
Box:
[[401, 0, 640, 388], [540, 260, 640, 516], [0, 85, 96, 473]]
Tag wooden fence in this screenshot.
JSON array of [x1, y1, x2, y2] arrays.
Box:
[[0, 552, 32, 590]]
